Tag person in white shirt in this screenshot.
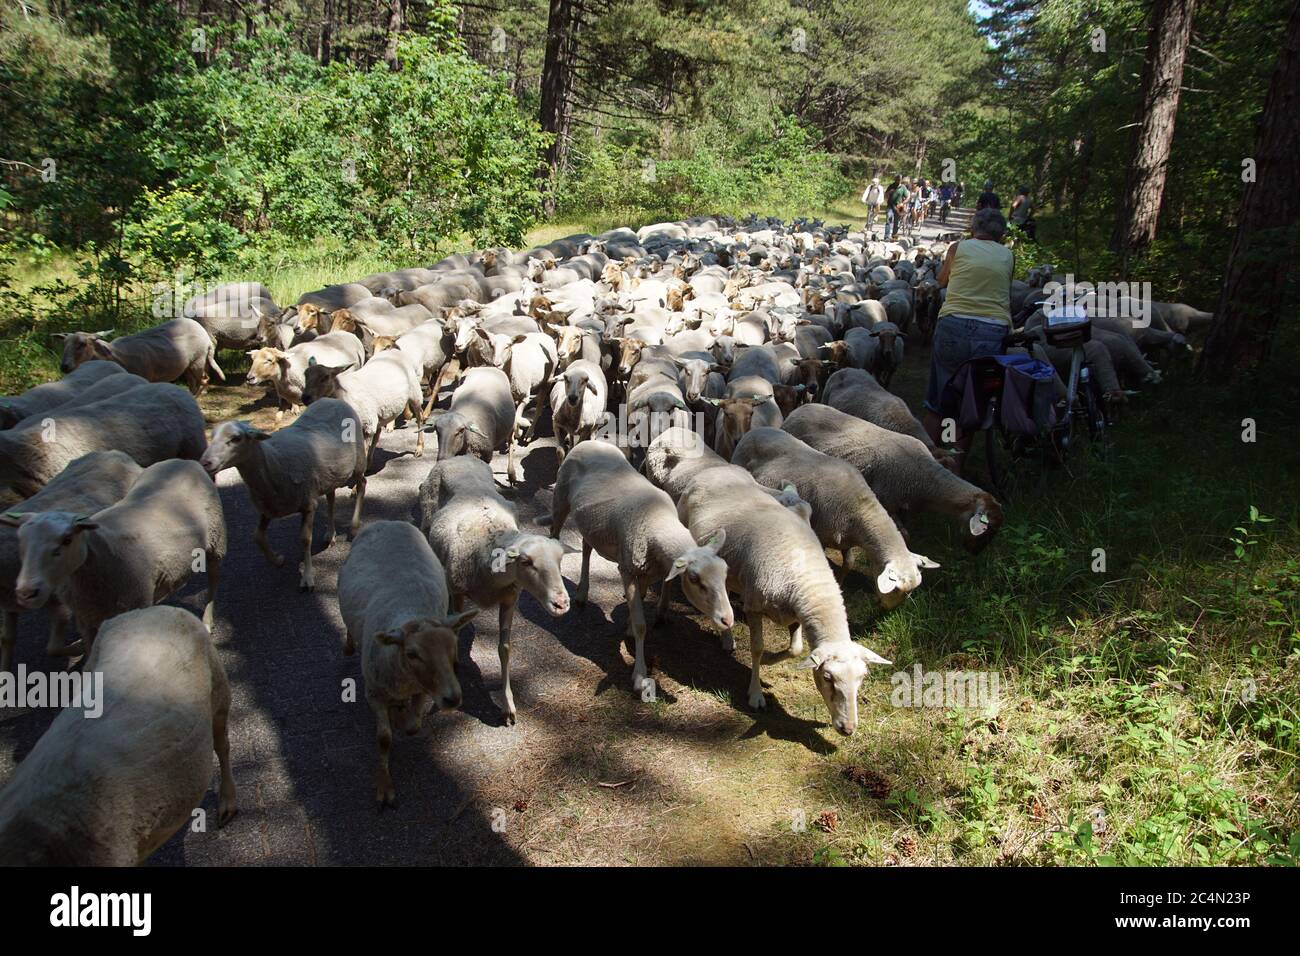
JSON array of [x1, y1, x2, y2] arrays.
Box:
[[861, 176, 886, 232]]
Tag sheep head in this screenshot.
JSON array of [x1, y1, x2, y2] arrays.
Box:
[[300, 360, 352, 405], [246, 347, 288, 385], [295, 302, 325, 333], [433, 411, 489, 461], [665, 529, 733, 631], [961, 493, 1005, 554], [494, 534, 570, 617], [374, 612, 478, 711], [201, 420, 272, 477], [52, 330, 115, 374], [797, 641, 891, 736], [0, 511, 96, 609]]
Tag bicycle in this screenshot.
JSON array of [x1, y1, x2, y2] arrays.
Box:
[[963, 315, 1108, 501], [939, 198, 950, 224]]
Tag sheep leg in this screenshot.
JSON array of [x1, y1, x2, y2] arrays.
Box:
[[402, 694, 426, 735], [498, 600, 517, 726], [833, 548, 848, 582], [299, 502, 317, 592], [369, 693, 397, 808], [0, 610, 14, 674], [624, 573, 650, 694], [410, 399, 426, 457], [350, 474, 367, 538], [203, 553, 221, 629], [213, 694, 238, 826], [575, 540, 593, 606], [323, 491, 337, 549], [254, 513, 285, 567], [746, 611, 767, 710], [43, 602, 82, 661], [654, 578, 672, 628], [788, 623, 805, 657], [507, 435, 519, 485], [366, 431, 381, 472]]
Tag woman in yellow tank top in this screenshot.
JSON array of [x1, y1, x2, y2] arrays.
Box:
[[922, 208, 1015, 468]]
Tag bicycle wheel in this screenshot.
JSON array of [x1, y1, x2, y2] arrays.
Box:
[[982, 398, 1028, 501]]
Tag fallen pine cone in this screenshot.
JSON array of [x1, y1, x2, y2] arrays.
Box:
[[815, 809, 839, 833], [897, 834, 917, 857], [843, 765, 892, 799], [513, 799, 529, 813]]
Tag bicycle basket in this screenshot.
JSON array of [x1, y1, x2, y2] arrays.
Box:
[[1042, 303, 1091, 348]]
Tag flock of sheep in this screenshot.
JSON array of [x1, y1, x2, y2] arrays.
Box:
[[0, 213, 1212, 862]]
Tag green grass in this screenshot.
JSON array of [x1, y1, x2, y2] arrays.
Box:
[[801, 345, 1300, 866]]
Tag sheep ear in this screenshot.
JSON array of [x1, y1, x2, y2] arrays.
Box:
[[465, 422, 488, 438], [50, 333, 69, 342], [375, 628, 406, 647], [856, 645, 892, 666], [443, 605, 480, 633], [701, 528, 726, 553], [876, 567, 899, 594], [585, 378, 598, 395], [912, 552, 940, 570], [795, 650, 823, 670], [308, 356, 317, 366], [0, 512, 30, 528], [665, 556, 688, 580]]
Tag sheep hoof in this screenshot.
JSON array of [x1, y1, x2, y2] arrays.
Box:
[[748, 689, 768, 710], [502, 710, 517, 727], [218, 804, 238, 828], [299, 581, 315, 593], [271, 554, 285, 568], [376, 783, 397, 809]]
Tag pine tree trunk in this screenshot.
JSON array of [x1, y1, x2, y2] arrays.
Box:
[[538, 0, 581, 217], [1198, 1, 1300, 378], [1111, 0, 1197, 270], [383, 0, 405, 70]]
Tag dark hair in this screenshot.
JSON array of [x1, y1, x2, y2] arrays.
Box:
[[1018, 186, 1030, 195], [972, 208, 1007, 241]]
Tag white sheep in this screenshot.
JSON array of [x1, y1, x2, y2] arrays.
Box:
[[731, 427, 938, 606], [432, 365, 520, 482], [201, 398, 369, 592], [472, 329, 559, 440], [550, 440, 734, 693], [245, 331, 366, 418], [419, 456, 570, 725], [2, 458, 226, 651], [0, 361, 126, 429], [55, 318, 225, 395], [783, 403, 1004, 552], [0, 606, 237, 864], [301, 349, 426, 464], [821, 368, 949, 463], [549, 359, 609, 468], [338, 520, 478, 807], [0, 382, 207, 497], [676, 463, 891, 733], [0, 451, 142, 673]]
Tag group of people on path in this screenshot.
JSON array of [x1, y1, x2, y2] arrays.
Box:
[[861, 174, 1035, 241]]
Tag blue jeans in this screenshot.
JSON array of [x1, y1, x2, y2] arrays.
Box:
[[924, 314, 1008, 413], [884, 207, 896, 239]]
